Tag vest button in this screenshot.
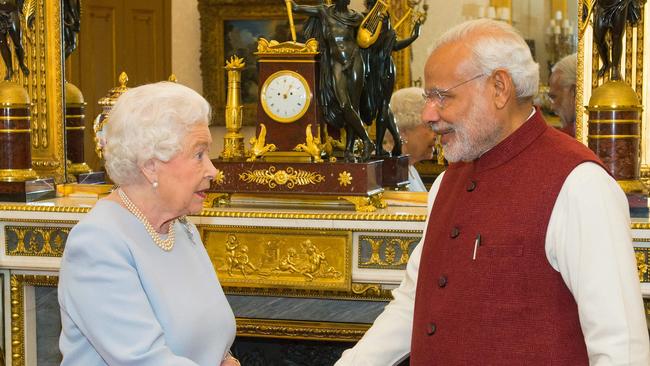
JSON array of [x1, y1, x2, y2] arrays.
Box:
[[427, 322, 436, 336], [438, 275, 448, 288], [466, 180, 477, 192], [450, 227, 460, 238]]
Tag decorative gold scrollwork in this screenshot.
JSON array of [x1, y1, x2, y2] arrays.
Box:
[[5, 226, 69, 257], [359, 235, 421, 269], [239, 166, 325, 189], [338, 196, 376, 212], [351, 283, 382, 296]]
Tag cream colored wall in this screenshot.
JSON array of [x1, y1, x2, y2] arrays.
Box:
[[171, 0, 201, 92]]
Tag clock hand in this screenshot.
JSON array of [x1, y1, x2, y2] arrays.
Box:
[[282, 84, 294, 99]]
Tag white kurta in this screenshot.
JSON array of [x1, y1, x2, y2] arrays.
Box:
[[336, 162, 650, 366], [59, 200, 236, 365]]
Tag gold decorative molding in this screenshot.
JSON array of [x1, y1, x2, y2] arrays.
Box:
[[351, 283, 383, 297], [224, 283, 393, 301], [236, 317, 370, 342], [239, 166, 325, 188], [5, 226, 70, 257], [0, 218, 77, 224], [256, 38, 319, 55], [576, 0, 585, 141], [632, 223, 650, 230], [0, 202, 428, 221], [201, 226, 351, 291], [0, 204, 91, 214], [10, 274, 59, 366], [26, 0, 65, 182], [200, 210, 427, 221], [636, 247, 650, 282]]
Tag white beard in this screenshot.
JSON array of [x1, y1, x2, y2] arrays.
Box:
[[436, 98, 503, 163]]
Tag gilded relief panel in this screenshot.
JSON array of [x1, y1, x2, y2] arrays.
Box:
[[5, 226, 69, 257], [201, 226, 351, 291], [358, 235, 420, 270]]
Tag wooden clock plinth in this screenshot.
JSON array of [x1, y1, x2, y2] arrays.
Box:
[[381, 156, 409, 188], [209, 160, 382, 196]]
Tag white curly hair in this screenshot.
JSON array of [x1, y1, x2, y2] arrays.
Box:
[[103, 81, 211, 185], [390, 87, 425, 131]]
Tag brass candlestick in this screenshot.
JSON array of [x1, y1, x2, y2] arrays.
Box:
[[221, 56, 246, 160]]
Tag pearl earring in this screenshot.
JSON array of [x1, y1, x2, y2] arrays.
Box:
[[152, 181, 159, 189]]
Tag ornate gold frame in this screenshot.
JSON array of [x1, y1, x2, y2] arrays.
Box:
[[576, 0, 586, 140], [9, 274, 59, 366], [15, 1, 65, 182], [236, 317, 370, 341]]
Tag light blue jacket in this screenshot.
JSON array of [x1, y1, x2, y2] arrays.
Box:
[[59, 200, 236, 365]]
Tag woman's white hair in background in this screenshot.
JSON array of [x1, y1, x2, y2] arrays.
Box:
[[431, 18, 539, 99], [104, 81, 211, 185], [390, 87, 425, 131]]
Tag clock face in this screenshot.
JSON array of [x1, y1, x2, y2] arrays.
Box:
[[260, 70, 311, 123]]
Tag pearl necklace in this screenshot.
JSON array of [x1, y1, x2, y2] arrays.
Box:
[[118, 188, 175, 251]]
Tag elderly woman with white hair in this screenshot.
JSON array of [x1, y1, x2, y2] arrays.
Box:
[[389, 87, 437, 191], [58, 82, 240, 366]]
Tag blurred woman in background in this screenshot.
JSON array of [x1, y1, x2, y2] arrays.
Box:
[[388, 87, 437, 191]]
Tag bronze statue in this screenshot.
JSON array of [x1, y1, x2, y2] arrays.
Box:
[[0, 0, 35, 80], [360, 0, 420, 157], [590, 0, 641, 80], [63, 0, 81, 60], [291, 0, 376, 161]]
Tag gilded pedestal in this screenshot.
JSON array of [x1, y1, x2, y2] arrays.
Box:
[[587, 81, 647, 216]]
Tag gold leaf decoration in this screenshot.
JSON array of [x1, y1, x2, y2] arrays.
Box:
[[338, 171, 352, 187], [239, 166, 325, 189], [214, 169, 225, 185]]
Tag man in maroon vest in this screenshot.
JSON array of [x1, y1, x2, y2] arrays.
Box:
[[336, 19, 649, 365]]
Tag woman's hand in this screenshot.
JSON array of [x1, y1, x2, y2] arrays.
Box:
[[220, 352, 241, 366]]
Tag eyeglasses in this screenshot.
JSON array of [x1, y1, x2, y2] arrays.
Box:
[[422, 73, 487, 109]]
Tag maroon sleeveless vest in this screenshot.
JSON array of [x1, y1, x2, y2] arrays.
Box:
[[410, 112, 603, 365]]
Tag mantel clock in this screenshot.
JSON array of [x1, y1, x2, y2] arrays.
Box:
[[255, 38, 321, 154]]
